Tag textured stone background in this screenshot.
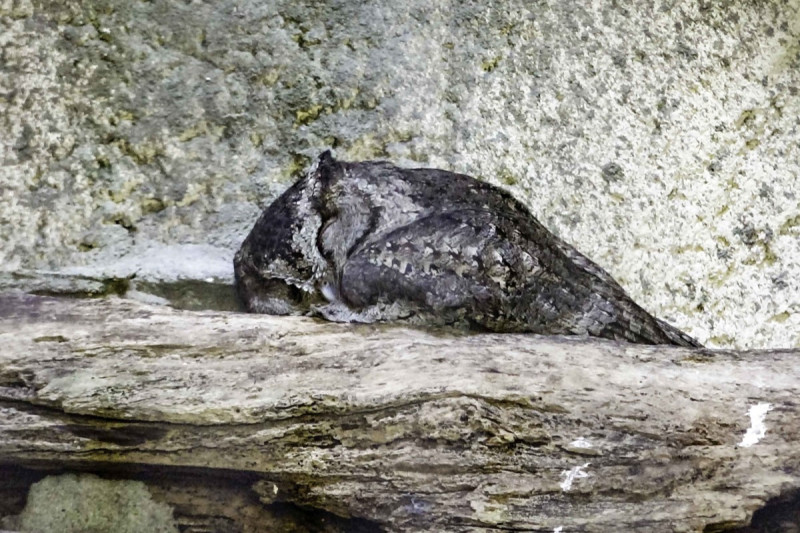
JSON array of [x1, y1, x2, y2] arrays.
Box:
[[1, 0, 799, 349]]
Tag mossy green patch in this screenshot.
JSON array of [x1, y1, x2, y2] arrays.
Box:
[[779, 214, 800, 235], [481, 55, 502, 72], [295, 104, 324, 126], [19, 474, 178, 533]]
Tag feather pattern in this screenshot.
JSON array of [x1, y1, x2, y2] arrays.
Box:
[[234, 151, 701, 347]]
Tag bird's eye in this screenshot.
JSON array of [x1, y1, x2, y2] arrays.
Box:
[[284, 282, 304, 304]]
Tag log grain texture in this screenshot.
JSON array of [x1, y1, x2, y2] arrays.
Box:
[[0, 292, 799, 532]]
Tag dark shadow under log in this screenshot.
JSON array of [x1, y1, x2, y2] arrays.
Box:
[[0, 292, 798, 532]]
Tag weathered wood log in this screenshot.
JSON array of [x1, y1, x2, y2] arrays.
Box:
[[0, 291, 798, 532]]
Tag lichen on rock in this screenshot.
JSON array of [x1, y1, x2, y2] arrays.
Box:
[[13, 474, 177, 533]]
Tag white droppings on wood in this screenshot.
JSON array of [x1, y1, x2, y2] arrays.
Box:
[[569, 437, 592, 448], [739, 403, 773, 448], [560, 463, 591, 492]]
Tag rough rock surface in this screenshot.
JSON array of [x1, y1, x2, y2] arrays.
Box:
[[1, 293, 799, 532], [2, 1, 799, 349]]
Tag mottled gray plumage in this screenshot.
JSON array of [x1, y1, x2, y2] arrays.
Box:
[[234, 151, 701, 347]]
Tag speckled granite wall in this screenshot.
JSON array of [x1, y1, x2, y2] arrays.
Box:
[[1, 0, 799, 348]]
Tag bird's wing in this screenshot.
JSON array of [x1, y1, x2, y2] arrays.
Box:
[[338, 209, 578, 332], [338, 209, 699, 345]]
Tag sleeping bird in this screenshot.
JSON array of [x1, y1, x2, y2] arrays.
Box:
[[234, 151, 701, 347]]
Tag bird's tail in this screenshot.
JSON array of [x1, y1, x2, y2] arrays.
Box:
[[655, 317, 703, 347], [594, 298, 703, 348]]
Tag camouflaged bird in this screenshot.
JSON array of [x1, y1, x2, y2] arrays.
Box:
[[234, 151, 701, 347]]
